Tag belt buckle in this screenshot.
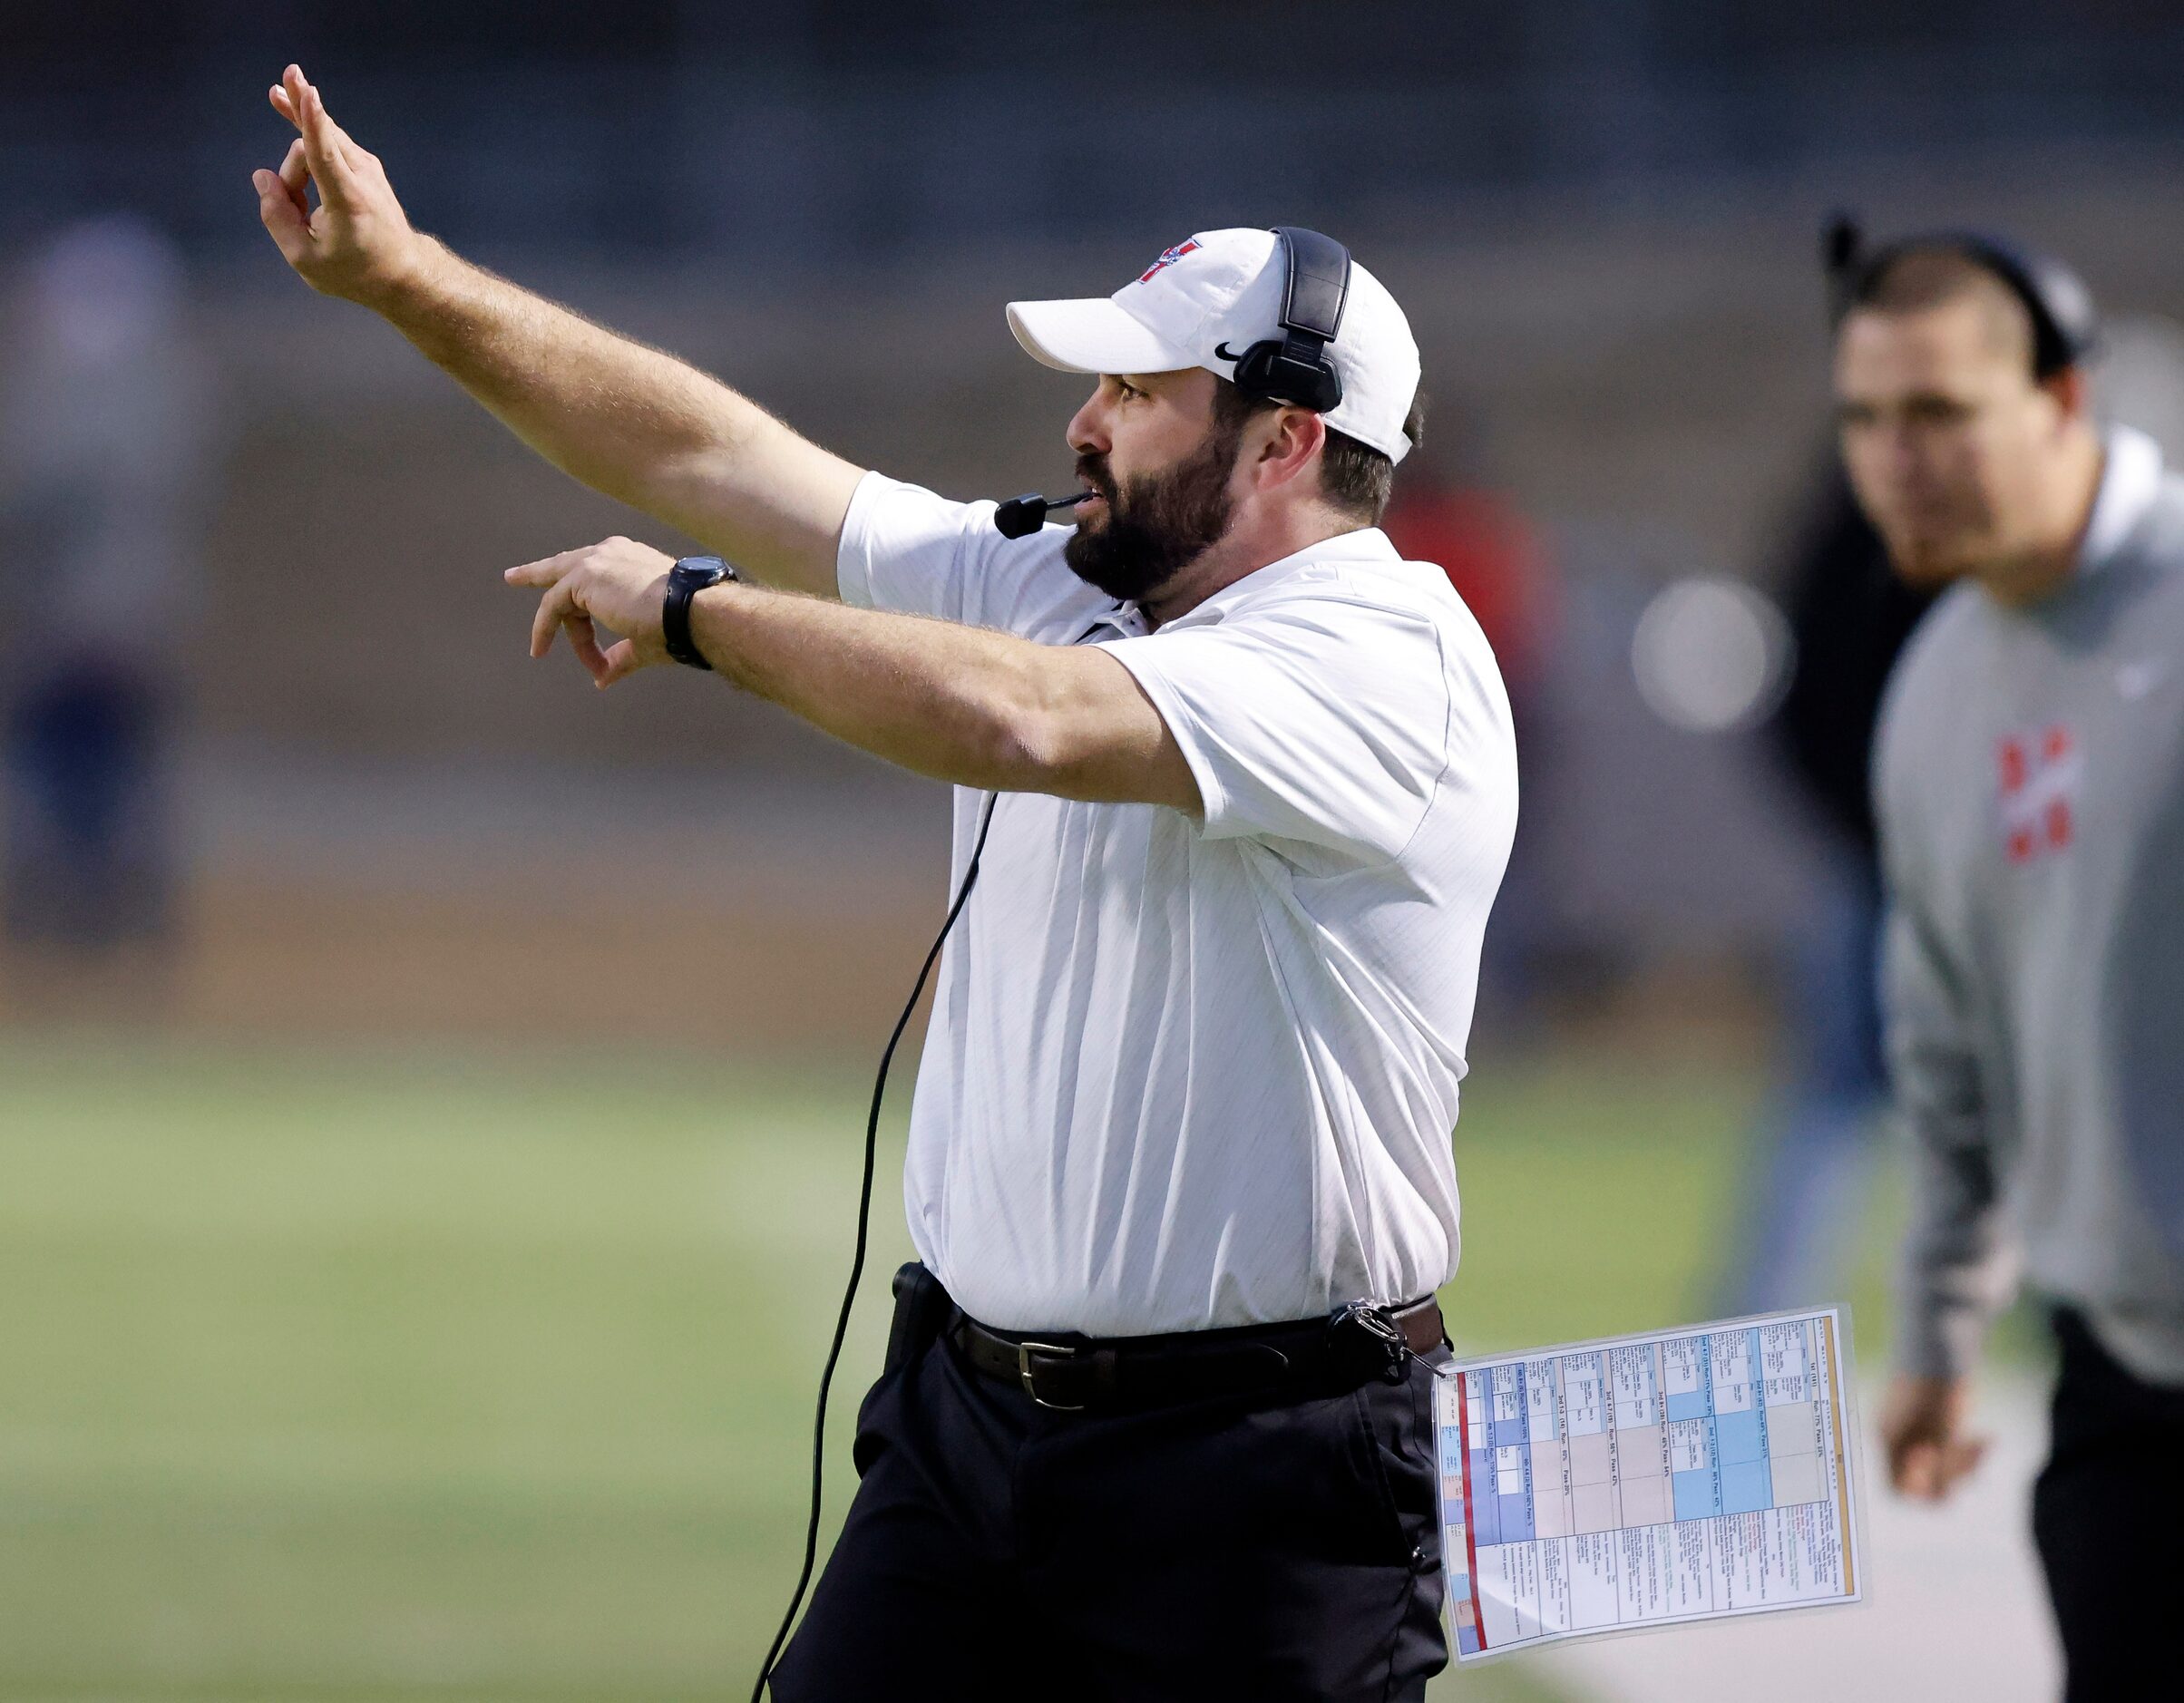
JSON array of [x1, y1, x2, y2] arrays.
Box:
[[1016, 1339, 1087, 1411]]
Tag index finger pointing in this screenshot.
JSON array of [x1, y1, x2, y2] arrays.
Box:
[[505, 552, 579, 589]]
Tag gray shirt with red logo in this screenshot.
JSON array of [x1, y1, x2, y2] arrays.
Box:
[[1877, 426, 2184, 1385]]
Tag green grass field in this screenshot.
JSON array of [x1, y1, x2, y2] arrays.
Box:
[[0, 1036, 1908, 1702]]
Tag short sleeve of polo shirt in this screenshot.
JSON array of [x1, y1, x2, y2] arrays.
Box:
[[1101, 591, 1453, 864], [837, 471, 986, 622], [837, 470, 1096, 638]]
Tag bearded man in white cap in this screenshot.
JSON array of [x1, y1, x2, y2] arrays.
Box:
[[254, 65, 1515, 1702]]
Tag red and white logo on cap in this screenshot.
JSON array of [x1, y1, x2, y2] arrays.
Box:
[[1136, 238, 1202, 285]]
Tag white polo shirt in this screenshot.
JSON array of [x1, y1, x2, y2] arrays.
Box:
[[838, 471, 1518, 1336]]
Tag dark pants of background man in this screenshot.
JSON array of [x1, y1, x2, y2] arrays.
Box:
[[2033, 1308, 2184, 1703], [4, 662, 174, 949], [769, 1284, 1449, 1702]]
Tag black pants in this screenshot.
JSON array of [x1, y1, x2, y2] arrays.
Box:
[[769, 1289, 1449, 1701], [2033, 1309, 2184, 1702]]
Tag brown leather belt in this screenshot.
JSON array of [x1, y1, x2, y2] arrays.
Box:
[[948, 1295, 1447, 1413]]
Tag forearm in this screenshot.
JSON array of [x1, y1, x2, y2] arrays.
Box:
[[375, 238, 861, 591], [1896, 1134, 2013, 1379], [687, 583, 1056, 788], [684, 584, 1190, 806], [1880, 891, 2012, 1377]]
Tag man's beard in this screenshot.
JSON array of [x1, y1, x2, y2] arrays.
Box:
[[1062, 414, 1244, 603]]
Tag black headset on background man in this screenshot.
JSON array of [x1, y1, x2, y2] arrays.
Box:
[[994, 226, 1354, 538], [1822, 213, 2101, 378]]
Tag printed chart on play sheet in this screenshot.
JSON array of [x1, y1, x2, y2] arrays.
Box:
[[1436, 1308, 1863, 1661]]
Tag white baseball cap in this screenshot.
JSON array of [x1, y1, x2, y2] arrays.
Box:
[[1007, 228, 1421, 463]]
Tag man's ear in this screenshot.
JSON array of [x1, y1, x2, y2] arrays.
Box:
[[2040, 365, 2091, 433], [1251, 405, 1326, 491]]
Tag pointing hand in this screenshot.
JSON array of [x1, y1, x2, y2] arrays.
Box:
[[505, 537, 682, 689]]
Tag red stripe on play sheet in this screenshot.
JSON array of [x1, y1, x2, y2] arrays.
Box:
[[1456, 1370, 1488, 1648]]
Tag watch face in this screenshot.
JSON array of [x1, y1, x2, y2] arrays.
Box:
[[674, 558, 728, 588]]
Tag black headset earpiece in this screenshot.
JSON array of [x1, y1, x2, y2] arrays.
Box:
[[1823, 212, 2101, 379], [1821, 213, 1866, 322], [1219, 225, 1351, 414], [1960, 234, 2101, 376]]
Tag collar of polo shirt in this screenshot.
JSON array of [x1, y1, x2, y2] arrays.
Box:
[[1070, 525, 1407, 646]]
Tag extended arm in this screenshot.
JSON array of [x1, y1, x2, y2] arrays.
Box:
[[503, 537, 1200, 811], [252, 65, 861, 594]]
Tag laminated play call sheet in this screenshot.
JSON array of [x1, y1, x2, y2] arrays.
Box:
[[1437, 1308, 1863, 1661]]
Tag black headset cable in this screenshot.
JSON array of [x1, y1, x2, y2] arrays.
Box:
[[751, 789, 1000, 1701]]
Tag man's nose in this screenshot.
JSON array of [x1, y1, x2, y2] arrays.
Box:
[[1887, 423, 1930, 482], [1067, 388, 1109, 458]]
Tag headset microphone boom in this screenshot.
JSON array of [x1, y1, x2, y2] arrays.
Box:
[[992, 488, 1097, 539]]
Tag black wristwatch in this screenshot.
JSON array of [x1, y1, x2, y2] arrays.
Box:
[[663, 555, 738, 670]]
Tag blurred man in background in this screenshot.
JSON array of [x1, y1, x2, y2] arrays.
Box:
[[1720, 310, 2184, 1321], [0, 219, 217, 999], [0, 218, 217, 997], [1839, 231, 2184, 1698]]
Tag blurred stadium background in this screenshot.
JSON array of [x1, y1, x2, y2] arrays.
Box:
[[4, 5, 2179, 1698]]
